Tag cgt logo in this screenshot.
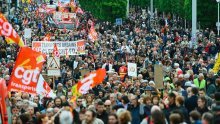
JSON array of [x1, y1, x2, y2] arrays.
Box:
[[14, 66, 40, 85]]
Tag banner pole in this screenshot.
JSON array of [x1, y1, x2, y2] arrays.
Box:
[[53, 76, 55, 91]]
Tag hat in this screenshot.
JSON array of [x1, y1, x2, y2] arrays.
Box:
[[145, 86, 153, 91], [164, 77, 171, 82], [141, 80, 148, 83], [149, 81, 155, 85], [174, 63, 179, 67], [184, 74, 190, 79]]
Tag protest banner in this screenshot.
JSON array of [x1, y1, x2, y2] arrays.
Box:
[[128, 63, 137, 77], [8, 47, 46, 94], [32, 40, 85, 55], [53, 12, 76, 24]]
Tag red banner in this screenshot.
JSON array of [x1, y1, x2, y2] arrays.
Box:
[[8, 47, 46, 94], [0, 13, 24, 47]]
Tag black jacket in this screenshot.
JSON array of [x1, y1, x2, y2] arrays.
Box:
[[185, 95, 198, 113], [97, 111, 108, 124]]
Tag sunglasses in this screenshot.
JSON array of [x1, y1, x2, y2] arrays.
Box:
[[105, 105, 111, 107]]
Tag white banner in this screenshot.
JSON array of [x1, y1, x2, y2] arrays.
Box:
[[128, 63, 137, 77], [32, 40, 85, 55]]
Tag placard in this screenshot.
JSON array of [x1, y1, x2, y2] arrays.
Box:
[[47, 57, 60, 76], [128, 63, 137, 77]]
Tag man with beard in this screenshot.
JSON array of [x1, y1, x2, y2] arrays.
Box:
[[96, 101, 108, 124], [82, 110, 104, 124]]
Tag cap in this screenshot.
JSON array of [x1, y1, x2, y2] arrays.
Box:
[[184, 74, 190, 79], [174, 63, 179, 67], [145, 86, 153, 91], [164, 77, 171, 82], [149, 81, 155, 85]]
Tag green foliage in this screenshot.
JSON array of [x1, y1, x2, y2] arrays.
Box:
[[79, 0, 127, 22], [80, 0, 218, 28]]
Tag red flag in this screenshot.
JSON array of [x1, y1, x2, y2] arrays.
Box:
[[36, 75, 56, 98], [63, 26, 67, 33], [72, 68, 106, 95], [8, 47, 46, 94], [76, 7, 84, 14], [0, 79, 8, 124], [75, 18, 80, 28], [53, 43, 60, 58], [88, 26, 98, 42], [0, 13, 24, 47], [65, 48, 69, 59], [42, 34, 51, 41]]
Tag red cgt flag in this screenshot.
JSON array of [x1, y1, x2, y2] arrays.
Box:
[[88, 26, 98, 42], [42, 34, 51, 41], [0, 13, 24, 47], [53, 43, 60, 58], [74, 68, 106, 94], [8, 47, 46, 94]]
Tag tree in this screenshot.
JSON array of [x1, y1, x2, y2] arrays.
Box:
[[79, 0, 127, 22]]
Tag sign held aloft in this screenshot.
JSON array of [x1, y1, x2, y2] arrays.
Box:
[[128, 62, 137, 77]]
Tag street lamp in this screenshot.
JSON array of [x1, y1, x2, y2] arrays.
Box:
[[217, 0, 220, 36]]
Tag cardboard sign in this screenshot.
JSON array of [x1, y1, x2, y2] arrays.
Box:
[[154, 64, 163, 89]]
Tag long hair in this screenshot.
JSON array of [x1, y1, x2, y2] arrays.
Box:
[[118, 110, 132, 124], [151, 110, 166, 124]]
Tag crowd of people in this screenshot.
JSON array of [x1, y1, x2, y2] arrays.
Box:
[[1, 0, 220, 124]]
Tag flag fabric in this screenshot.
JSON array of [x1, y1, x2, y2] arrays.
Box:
[[71, 68, 106, 101], [8, 47, 46, 95], [58, 0, 62, 7], [65, 48, 69, 59], [42, 34, 51, 41], [53, 43, 60, 58], [36, 75, 56, 98], [69, 0, 76, 7], [0, 13, 24, 47], [88, 26, 98, 42], [0, 79, 8, 124], [213, 53, 220, 73], [75, 18, 80, 28], [23, 18, 29, 25], [76, 7, 84, 14]]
